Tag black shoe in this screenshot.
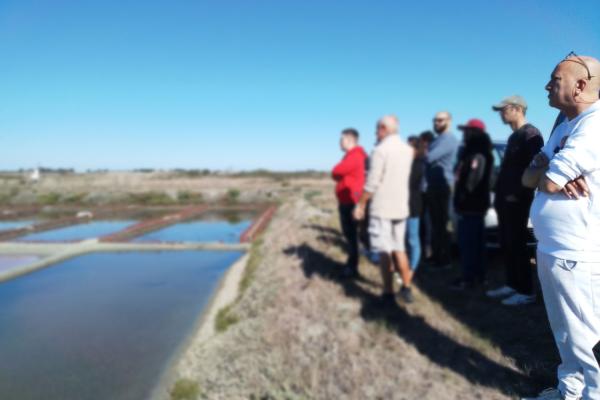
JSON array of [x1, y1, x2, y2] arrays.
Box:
[[379, 293, 397, 308], [421, 258, 435, 268], [341, 266, 359, 279], [399, 286, 414, 303], [450, 278, 467, 291], [429, 263, 452, 271]]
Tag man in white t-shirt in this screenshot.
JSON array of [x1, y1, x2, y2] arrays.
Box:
[[521, 54, 600, 400]]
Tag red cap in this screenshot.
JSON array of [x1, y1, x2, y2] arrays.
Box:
[[458, 118, 486, 132]]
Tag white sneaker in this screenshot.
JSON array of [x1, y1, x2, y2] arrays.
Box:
[[502, 292, 536, 306], [486, 285, 516, 298], [521, 388, 565, 400], [394, 272, 403, 285]]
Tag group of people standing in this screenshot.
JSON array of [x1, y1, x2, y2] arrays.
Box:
[[331, 100, 541, 306], [332, 53, 600, 400]]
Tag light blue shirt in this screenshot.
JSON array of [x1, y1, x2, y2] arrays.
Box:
[[426, 132, 459, 190]]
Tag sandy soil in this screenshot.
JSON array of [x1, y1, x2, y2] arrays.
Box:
[[0, 174, 557, 399], [163, 182, 556, 400]]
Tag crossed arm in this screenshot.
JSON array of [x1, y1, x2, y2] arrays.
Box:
[[522, 152, 589, 199]]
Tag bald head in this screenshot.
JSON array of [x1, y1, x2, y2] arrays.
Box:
[[376, 115, 399, 142], [379, 115, 399, 133], [435, 111, 452, 120], [562, 55, 600, 89], [547, 54, 600, 117], [579, 55, 600, 93], [433, 111, 452, 134]]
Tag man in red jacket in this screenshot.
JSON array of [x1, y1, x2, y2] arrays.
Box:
[[332, 128, 367, 278]]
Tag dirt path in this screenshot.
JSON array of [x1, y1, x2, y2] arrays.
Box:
[[167, 187, 556, 400]]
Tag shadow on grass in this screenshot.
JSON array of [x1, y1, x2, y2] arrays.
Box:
[[284, 242, 531, 397], [302, 223, 559, 397]]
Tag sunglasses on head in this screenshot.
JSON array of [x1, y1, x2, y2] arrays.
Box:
[[564, 51, 595, 81]]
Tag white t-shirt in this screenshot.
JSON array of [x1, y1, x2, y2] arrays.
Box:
[[530, 100, 600, 262]]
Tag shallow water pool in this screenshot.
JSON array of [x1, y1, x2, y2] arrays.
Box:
[[17, 220, 136, 242], [133, 212, 253, 243], [0, 250, 242, 400], [0, 220, 36, 232]]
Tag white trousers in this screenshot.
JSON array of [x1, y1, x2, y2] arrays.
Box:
[[537, 251, 600, 400]]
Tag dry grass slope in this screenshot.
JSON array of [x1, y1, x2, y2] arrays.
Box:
[[171, 184, 556, 400]]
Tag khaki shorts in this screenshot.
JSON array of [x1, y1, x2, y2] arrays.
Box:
[[368, 217, 406, 254]]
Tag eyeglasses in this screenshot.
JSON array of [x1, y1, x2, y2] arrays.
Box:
[[564, 51, 595, 80]]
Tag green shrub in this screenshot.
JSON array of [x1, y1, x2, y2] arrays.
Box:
[[215, 304, 239, 333], [170, 378, 200, 400], [225, 188, 240, 204], [177, 191, 203, 204], [64, 192, 88, 204], [0, 187, 18, 204], [239, 238, 263, 294], [129, 191, 175, 205], [303, 190, 322, 202], [37, 192, 61, 205]]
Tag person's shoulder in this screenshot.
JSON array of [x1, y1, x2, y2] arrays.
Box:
[[574, 104, 600, 129], [398, 137, 413, 152], [572, 112, 600, 139], [371, 141, 385, 156], [352, 146, 367, 157], [520, 124, 542, 139], [584, 104, 600, 123], [446, 132, 460, 147]]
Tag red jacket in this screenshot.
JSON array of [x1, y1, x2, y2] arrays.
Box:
[[332, 146, 367, 205]]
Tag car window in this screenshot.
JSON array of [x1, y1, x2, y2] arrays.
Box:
[[493, 144, 506, 168]]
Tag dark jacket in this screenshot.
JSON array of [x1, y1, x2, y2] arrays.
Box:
[[409, 157, 425, 217], [494, 123, 543, 207], [454, 132, 493, 215]]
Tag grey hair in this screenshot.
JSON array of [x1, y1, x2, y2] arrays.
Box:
[[379, 115, 399, 133]]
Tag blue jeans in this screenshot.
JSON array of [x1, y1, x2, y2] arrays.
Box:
[[457, 214, 486, 284], [406, 217, 421, 271]]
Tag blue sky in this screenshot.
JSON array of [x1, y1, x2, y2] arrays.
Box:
[[0, 0, 598, 171]]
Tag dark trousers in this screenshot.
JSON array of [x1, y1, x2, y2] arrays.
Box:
[[496, 201, 533, 295], [339, 204, 359, 271], [457, 214, 486, 284], [358, 201, 371, 252], [426, 185, 452, 266], [419, 191, 432, 256]]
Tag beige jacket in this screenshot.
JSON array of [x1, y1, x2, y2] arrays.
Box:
[[364, 134, 413, 220]]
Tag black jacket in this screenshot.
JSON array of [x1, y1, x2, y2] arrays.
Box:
[[409, 157, 425, 217], [494, 123, 543, 207], [454, 132, 494, 215]]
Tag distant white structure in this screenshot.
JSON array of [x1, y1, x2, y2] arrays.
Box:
[[30, 167, 41, 182], [76, 211, 94, 219]]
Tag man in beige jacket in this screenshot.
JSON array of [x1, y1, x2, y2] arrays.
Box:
[[354, 115, 415, 304]]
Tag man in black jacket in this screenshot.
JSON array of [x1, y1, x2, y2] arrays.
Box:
[[487, 95, 544, 306], [451, 119, 493, 290]]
